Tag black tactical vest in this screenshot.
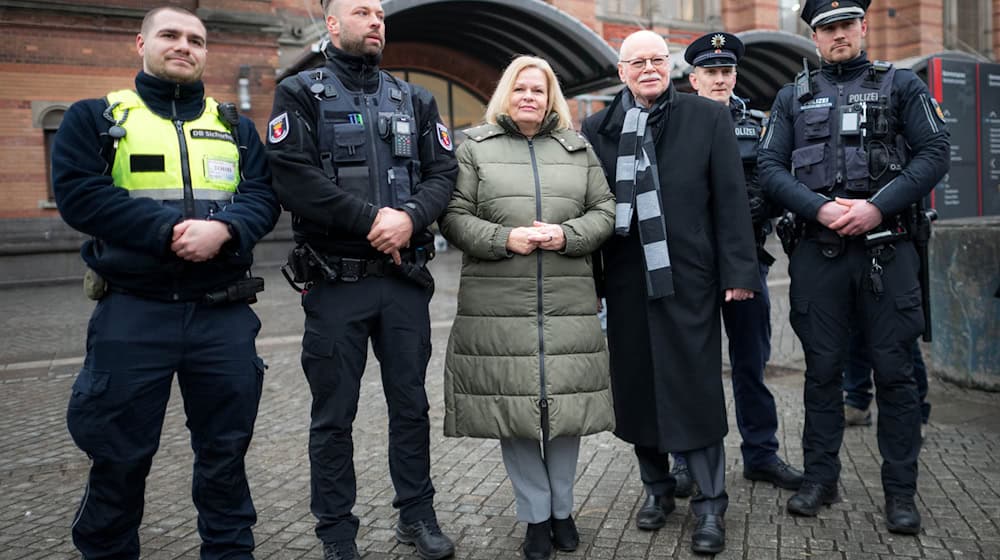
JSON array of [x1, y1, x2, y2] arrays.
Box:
[[296, 68, 421, 208], [790, 62, 906, 199], [730, 97, 764, 180]]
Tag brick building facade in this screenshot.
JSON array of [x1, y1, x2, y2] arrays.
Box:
[[0, 0, 996, 276]]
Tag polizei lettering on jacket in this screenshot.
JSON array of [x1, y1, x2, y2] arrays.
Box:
[[847, 92, 880, 104], [800, 96, 831, 109], [735, 127, 759, 137]]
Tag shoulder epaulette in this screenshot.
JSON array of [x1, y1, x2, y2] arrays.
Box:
[[463, 123, 505, 142], [550, 129, 588, 152]]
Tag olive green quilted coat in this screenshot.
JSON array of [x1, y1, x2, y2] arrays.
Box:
[[440, 116, 615, 440]]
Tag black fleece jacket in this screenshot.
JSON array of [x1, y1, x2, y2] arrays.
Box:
[[266, 44, 457, 257], [52, 71, 280, 301]]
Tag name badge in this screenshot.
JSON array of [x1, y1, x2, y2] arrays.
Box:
[[205, 158, 236, 182]]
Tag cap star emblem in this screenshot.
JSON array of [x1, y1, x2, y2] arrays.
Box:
[[711, 34, 726, 49]]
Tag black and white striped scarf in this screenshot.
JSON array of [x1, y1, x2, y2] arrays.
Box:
[[614, 92, 674, 299]]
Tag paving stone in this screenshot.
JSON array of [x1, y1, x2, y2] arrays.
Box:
[[2, 249, 998, 559]]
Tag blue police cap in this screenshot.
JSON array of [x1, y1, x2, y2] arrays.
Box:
[[800, 0, 871, 29], [683, 32, 744, 68]]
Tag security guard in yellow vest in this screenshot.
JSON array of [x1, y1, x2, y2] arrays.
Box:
[[51, 7, 280, 559]]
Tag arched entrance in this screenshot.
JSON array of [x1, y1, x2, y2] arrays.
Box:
[[282, 0, 620, 99]]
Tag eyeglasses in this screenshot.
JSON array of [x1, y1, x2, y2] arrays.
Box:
[[620, 55, 669, 71]]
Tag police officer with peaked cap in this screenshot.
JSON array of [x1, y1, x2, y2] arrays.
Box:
[[265, 0, 457, 558], [678, 31, 804, 496], [757, 0, 949, 534], [51, 7, 281, 557]]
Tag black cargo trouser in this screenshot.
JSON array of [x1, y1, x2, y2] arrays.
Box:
[[788, 237, 924, 497], [300, 273, 436, 543]]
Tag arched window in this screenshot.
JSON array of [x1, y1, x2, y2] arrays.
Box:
[[387, 70, 487, 144], [40, 107, 66, 205]]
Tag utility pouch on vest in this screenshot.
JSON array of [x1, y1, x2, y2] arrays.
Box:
[[844, 147, 870, 196], [83, 267, 107, 301], [792, 143, 830, 192]]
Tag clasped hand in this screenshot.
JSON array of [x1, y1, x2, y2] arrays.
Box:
[[505, 221, 566, 255], [368, 207, 414, 265], [818, 197, 884, 237], [171, 219, 231, 262]]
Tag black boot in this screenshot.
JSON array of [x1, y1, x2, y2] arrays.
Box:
[[786, 481, 839, 517], [691, 514, 725, 554], [395, 518, 455, 560], [522, 520, 552, 560], [743, 457, 804, 490], [551, 515, 579, 552], [322, 540, 360, 560], [635, 493, 676, 530], [885, 495, 921, 535]]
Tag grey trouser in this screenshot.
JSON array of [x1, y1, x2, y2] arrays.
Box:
[[636, 441, 728, 516], [500, 437, 580, 523]]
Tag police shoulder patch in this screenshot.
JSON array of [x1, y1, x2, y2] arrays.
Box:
[[930, 97, 946, 124], [268, 112, 289, 144], [436, 122, 453, 151]]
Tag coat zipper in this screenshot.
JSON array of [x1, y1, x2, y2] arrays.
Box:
[[172, 85, 195, 218], [833, 84, 844, 189], [364, 94, 381, 207], [527, 138, 549, 442]]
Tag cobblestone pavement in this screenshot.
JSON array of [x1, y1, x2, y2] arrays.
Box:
[[2, 249, 999, 559]]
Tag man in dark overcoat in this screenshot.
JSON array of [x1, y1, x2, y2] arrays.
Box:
[[582, 30, 760, 555]]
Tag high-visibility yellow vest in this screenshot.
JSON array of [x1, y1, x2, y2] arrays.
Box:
[[106, 89, 240, 202]]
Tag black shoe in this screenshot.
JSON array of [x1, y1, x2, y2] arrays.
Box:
[[522, 520, 552, 560], [691, 514, 725, 554], [551, 515, 579, 552], [885, 495, 921, 535], [786, 481, 839, 517], [672, 463, 695, 498], [635, 493, 676, 530], [395, 518, 455, 560], [744, 458, 804, 490], [322, 540, 360, 560]]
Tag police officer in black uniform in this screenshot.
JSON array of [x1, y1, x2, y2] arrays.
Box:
[[758, 0, 949, 534], [677, 32, 803, 495], [265, 1, 457, 559]]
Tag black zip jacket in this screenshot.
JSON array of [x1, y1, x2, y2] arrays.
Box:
[[52, 71, 281, 301], [758, 52, 950, 221], [266, 44, 458, 257]]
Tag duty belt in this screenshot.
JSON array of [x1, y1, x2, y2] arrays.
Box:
[[282, 242, 435, 292], [322, 256, 394, 282]]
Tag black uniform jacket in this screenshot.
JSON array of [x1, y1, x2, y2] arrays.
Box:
[[266, 45, 458, 257], [52, 72, 281, 301], [758, 53, 950, 222], [582, 86, 761, 452]]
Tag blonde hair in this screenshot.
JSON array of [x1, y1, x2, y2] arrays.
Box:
[[484, 56, 573, 130]]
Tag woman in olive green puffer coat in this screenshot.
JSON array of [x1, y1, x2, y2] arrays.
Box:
[[439, 55, 615, 560]]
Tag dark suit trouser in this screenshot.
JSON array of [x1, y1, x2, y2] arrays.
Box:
[[722, 262, 781, 469], [635, 442, 727, 516]]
